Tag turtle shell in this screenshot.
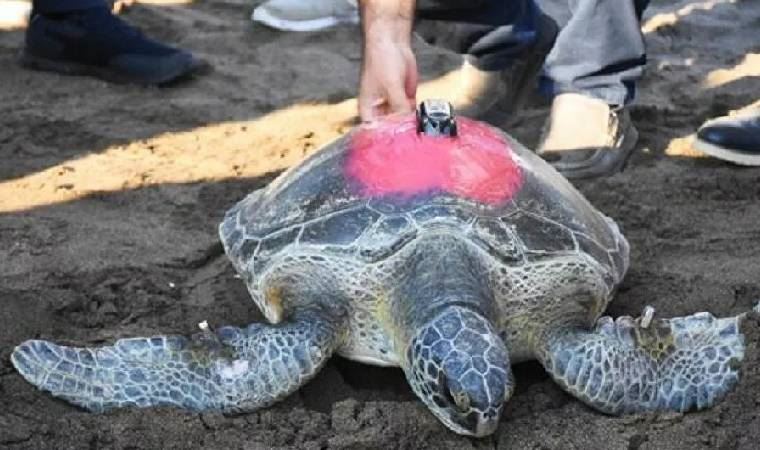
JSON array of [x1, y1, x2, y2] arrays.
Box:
[[220, 114, 627, 287]]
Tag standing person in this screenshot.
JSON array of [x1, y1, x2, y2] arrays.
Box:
[[22, 0, 204, 85]]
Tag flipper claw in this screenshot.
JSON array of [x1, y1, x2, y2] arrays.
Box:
[[196, 320, 225, 350], [639, 305, 655, 329], [594, 316, 615, 334]]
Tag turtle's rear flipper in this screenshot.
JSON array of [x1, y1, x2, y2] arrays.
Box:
[[535, 307, 754, 415], [11, 306, 345, 413]]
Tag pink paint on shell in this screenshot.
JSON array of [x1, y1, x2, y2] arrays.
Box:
[[344, 115, 523, 204]]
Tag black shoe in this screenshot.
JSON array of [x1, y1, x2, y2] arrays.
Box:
[[22, 6, 205, 85], [694, 112, 760, 166]]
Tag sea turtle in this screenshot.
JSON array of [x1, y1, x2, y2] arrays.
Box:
[[11, 100, 754, 437]]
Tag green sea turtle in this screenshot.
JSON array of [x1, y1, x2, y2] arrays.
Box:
[[11, 100, 754, 437]]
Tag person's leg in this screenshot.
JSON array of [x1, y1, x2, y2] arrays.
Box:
[[542, 0, 649, 106], [25, 0, 205, 85], [537, 0, 651, 179], [416, 0, 542, 71], [414, 0, 559, 121]]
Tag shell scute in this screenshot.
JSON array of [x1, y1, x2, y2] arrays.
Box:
[[412, 204, 463, 224], [510, 212, 577, 256], [237, 238, 260, 263], [576, 233, 615, 272], [256, 227, 301, 263], [355, 214, 418, 262], [470, 219, 523, 265], [301, 207, 380, 246]]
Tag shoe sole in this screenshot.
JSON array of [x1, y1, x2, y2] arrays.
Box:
[[692, 138, 760, 166], [251, 7, 359, 32], [551, 123, 639, 180], [20, 50, 205, 86]]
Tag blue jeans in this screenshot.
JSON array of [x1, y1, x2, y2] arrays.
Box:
[[416, 0, 650, 106]]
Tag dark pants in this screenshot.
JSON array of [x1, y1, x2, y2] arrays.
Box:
[[33, 0, 106, 14], [416, 0, 650, 106]]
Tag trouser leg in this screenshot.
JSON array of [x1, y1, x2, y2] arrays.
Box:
[[541, 0, 651, 106], [414, 0, 544, 71]]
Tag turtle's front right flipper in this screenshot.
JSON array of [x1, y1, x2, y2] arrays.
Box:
[[535, 306, 754, 415], [11, 306, 346, 413]]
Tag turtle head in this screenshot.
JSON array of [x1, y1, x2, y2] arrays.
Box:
[[404, 306, 513, 437]]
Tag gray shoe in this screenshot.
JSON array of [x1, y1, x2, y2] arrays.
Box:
[[537, 93, 639, 179]]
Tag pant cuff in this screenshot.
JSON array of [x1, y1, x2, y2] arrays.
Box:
[[542, 79, 633, 107]]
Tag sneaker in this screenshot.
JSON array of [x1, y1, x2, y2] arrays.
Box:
[[450, 13, 558, 124], [693, 110, 760, 166], [22, 6, 206, 85], [252, 0, 359, 32], [537, 93, 639, 179]]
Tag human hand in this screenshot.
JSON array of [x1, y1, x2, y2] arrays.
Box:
[[358, 36, 418, 121], [357, 0, 418, 122]]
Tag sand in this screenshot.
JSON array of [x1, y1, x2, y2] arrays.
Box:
[[1, 0, 759, 448]]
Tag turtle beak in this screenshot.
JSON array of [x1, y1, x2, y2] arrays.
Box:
[[474, 408, 501, 437], [442, 406, 502, 437]]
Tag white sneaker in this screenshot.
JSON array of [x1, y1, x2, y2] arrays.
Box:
[[252, 0, 359, 32]]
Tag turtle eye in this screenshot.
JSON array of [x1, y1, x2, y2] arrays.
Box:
[[438, 372, 470, 412], [450, 389, 470, 412]]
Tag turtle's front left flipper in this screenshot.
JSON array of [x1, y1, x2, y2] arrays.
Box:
[[535, 306, 754, 415], [11, 305, 346, 413]]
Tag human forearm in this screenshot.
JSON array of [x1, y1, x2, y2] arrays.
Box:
[[357, 0, 418, 121], [360, 0, 415, 45]]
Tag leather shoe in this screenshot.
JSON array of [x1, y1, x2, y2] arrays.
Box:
[[694, 110, 760, 166], [537, 93, 638, 179]]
